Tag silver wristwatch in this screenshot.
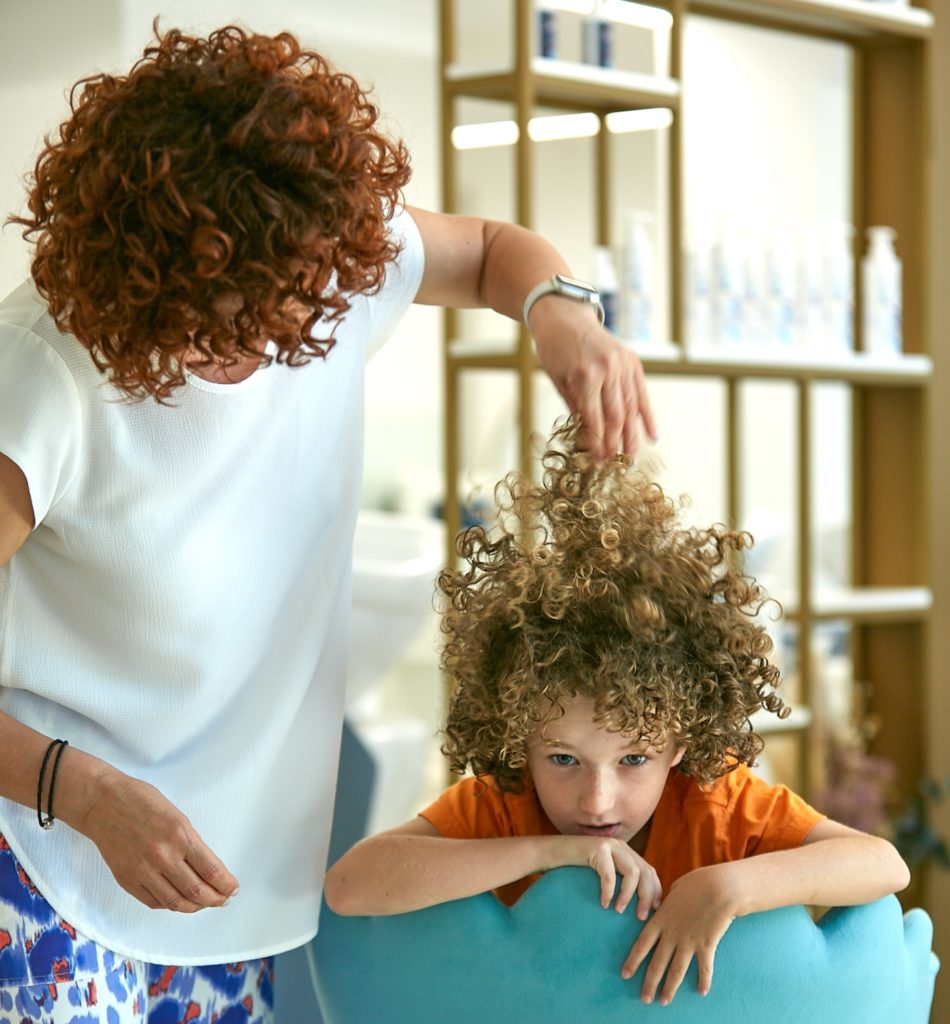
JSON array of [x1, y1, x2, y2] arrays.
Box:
[[522, 273, 606, 326]]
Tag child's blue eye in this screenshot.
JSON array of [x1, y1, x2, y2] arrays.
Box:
[[621, 754, 647, 767], [550, 753, 577, 767]]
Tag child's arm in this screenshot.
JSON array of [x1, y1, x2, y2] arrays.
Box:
[[620, 818, 910, 1006], [324, 814, 662, 918]]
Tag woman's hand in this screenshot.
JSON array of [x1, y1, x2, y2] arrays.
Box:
[[532, 310, 657, 462], [408, 208, 658, 462], [76, 768, 239, 913], [620, 863, 739, 1005], [550, 835, 662, 920]]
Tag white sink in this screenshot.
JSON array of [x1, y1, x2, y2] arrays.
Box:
[[346, 510, 445, 708]]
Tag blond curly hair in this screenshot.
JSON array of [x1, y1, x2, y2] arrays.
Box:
[[438, 421, 788, 793]]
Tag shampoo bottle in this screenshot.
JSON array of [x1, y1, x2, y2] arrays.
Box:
[[862, 226, 902, 357], [799, 226, 826, 355], [622, 212, 654, 346], [711, 217, 745, 347], [741, 226, 766, 347], [594, 245, 620, 334], [536, 4, 556, 59], [583, 0, 613, 68], [686, 220, 714, 351], [825, 222, 855, 352], [764, 222, 797, 349]]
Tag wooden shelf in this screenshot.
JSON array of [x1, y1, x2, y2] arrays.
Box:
[[689, 0, 933, 42], [439, 0, 940, 819], [647, 346, 933, 385], [447, 337, 933, 385], [446, 58, 680, 112], [752, 704, 813, 735], [778, 586, 933, 622]]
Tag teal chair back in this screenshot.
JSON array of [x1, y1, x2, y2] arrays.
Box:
[[311, 867, 938, 1024]]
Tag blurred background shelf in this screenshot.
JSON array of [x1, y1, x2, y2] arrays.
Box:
[[446, 57, 681, 110], [689, 0, 933, 40]]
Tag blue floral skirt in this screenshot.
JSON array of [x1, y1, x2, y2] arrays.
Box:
[[0, 832, 275, 1024]]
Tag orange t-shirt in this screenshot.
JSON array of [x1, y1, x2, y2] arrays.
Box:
[[419, 765, 825, 907]]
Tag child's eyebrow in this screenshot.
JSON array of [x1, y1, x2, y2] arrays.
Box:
[[537, 737, 655, 753]]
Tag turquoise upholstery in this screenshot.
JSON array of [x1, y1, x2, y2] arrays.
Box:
[[311, 866, 938, 1024]]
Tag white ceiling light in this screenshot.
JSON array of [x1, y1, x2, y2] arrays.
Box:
[[528, 112, 601, 141], [605, 107, 673, 132], [450, 120, 520, 150]]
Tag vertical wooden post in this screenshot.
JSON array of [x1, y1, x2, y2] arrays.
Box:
[[796, 379, 814, 793], [439, 0, 461, 570], [514, 0, 535, 472], [669, 0, 686, 349]]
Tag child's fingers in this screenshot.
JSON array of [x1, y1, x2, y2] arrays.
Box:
[[636, 867, 662, 919], [635, 886, 653, 921], [620, 926, 658, 981], [595, 853, 617, 909], [638, 939, 674, 1003], [614, 862, 638, 913], [656, 948, 694, 1006], [696, 949, 715, 997]]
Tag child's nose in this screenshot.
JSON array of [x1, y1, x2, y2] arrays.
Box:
[[579, 772, 615, 818]]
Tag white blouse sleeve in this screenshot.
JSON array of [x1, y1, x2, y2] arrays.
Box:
[[0, 322, 82, 525]]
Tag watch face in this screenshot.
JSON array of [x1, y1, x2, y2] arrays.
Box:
[[553, 274, 598, 301]]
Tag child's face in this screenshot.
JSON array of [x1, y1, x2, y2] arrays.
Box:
[[526, 696, 684, 849]]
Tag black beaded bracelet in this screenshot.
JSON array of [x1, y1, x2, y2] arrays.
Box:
[[37, 738, 69, 830]]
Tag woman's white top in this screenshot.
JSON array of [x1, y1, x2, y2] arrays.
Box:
[[0, 208, 424, 964]]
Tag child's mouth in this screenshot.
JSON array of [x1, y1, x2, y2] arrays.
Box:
[[578, 823, 620, 838]]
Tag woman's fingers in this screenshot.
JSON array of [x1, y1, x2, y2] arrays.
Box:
[[85, 773, 239, 913], [185, 837, 240, 900]]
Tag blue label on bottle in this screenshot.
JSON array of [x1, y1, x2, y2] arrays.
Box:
[[538, 10, 556, 58]]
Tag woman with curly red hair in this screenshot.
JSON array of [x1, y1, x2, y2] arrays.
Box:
[[325, 420, 909, 1008], [0, 24, 655, 1022]]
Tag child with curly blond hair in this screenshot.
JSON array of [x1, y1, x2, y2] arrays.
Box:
[[325, 421, 909, 1007]]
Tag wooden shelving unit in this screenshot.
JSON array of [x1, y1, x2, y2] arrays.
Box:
[[439, 0, 938, 804], [440, 5, 950, 1007]]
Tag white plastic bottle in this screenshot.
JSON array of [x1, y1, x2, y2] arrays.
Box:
[[741, 226, 766, 347], [711, 217, 745, 347], [862, 226, 902, 357], [824, 223, 855, 352], [686, 220, 714, 351], [799, 226, 826, 356], [582, 0, 613, 68], [763, 222, 797, 349], [535, 3, 557, 59], [622, 212, 654, 346], [594, 245, 620, 334]]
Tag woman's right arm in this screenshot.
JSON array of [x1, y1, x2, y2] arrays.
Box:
[[323, 815, 661, 918], [0, 452, 239, 913]]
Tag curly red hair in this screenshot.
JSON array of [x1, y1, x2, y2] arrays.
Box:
[[10, 23, 411, 399], [439, 421, 789, 793]]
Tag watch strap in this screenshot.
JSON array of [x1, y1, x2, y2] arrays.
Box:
[[522, 274, 606, 327]]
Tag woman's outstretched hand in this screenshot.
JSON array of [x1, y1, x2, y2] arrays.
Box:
[[76, 769, 239, 913]]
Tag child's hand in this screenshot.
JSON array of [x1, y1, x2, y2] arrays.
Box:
[[553, 836, 662, 919], [620, 863, 740, 1005]]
